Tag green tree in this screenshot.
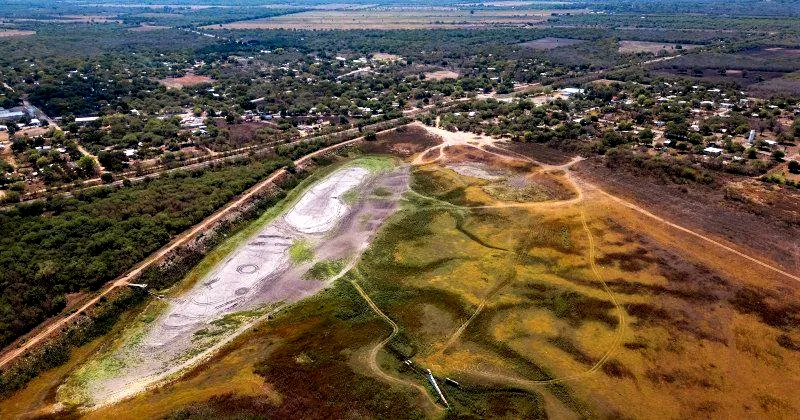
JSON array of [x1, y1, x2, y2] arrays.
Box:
[[76, 155, 97, 176]]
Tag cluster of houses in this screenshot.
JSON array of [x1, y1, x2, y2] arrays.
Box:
[[0, 105, 43, 131]]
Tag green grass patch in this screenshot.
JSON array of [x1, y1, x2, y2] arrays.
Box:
[[346, 155, 395, 172], [372, 187, 392, 197], [289, 239, 314, 264], [58, 352, 127, 408], [342, 188, 359, 204], [304, 258, 347, 280]]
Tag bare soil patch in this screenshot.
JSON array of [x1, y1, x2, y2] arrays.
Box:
[[519, 37, 584, 50], [618, 40, 698, 54], [129, 25, 169, 32], [0, 30, 35, 38], [424, 70, 459, 80], [371, 52, 402, 62], [159, 74, 213, 89]]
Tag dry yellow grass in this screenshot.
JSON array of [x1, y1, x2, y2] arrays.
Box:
[[618, 40, 700, 54], [0, 30, 35, 37], [207, 8, 587, 30]]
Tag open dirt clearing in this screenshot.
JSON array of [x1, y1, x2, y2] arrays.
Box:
[[618, 40, 699, 54], [424, 70, 460, 80], [0, 30, 35, 37], [60, 161, 410, 408], [519, 37, 585, 50], [158, 74, 213, 89]]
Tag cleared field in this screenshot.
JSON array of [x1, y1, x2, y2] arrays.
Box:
[[0, 30, 35, 38], [208, 8, 586, 30], [128, 25, 170, 32], [618, 40, 699, 54], [158, 74, 213, 89], [519, 37, 585, 50], [424, 70, 460, 80]]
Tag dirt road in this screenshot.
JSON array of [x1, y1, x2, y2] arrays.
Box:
[[412, 125, 798, 284], [349, 270, 442, 413]]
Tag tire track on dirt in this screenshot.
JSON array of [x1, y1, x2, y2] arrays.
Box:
[[467, 208, 625, 387], [348, 270, 443, 413]]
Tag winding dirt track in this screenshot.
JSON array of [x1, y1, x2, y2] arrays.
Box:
[[349, 271, 443, 413], [404, 127, 797, 391], [0, 134, 368, 370]]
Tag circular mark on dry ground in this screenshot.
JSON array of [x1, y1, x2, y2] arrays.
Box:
[[237, 264, 259, 274], [235, 287, 250, 296]]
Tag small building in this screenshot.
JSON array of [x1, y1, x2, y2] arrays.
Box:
[[0, 107, 26, 122], [703, 146, 724, 156], [0, 124, 7, 132], [560, 87, 585, 97], [74, 116, 101, 125]]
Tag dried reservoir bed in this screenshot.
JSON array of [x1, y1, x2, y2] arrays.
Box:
[[60, 158, 409, 408]]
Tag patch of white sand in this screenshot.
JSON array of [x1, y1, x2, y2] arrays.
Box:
[[285, 166, 370, 233], [146, 166, 370, 346]]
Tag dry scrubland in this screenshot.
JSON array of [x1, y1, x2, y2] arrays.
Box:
[[208, 8, 586, 30], [1, 126, 798, 418], [617, 40, 699, 54]]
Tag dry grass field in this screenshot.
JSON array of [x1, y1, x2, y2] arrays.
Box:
[[424, 70, 460, 80], [128, 25, 170, 32], [208, 8, 587, 30], [519, 37, 585, 50], [0, 30, 35, 38], [618, 40, 699, 54], [159, 74, 214, 89]]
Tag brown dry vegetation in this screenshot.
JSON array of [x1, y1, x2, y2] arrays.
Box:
[[0, 30, 35, 38], [618, 40, 699, 54], [573, 157, 800, 273], [519, 37, 585, 50], [424, 70, 460, 80], [158, 74, 214, 89], [207, 8, 582, 30]]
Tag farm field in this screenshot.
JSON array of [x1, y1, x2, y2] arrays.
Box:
[[4, 126, 798, 418], [208, 8, 587, 30]]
